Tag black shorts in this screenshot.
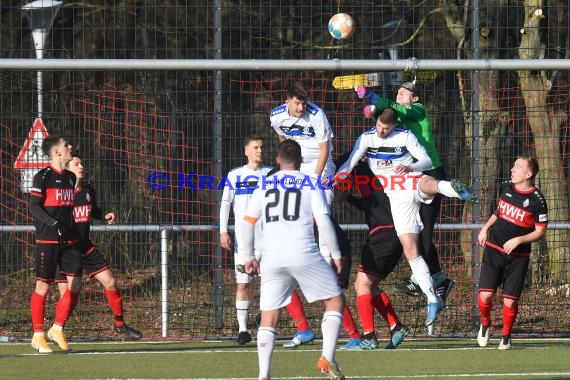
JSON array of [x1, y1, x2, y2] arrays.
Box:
[[35, 244, 61, 282], [478, 245, 530, 299], [55, 245, 110, 281], [357, 229, 403, 279], [59, 243, 83, 277], [35, 243, 82, 281], [81, 246, 110, 277]]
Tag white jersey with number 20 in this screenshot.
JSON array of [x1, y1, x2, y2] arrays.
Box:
[[244, 170, 331, 269]]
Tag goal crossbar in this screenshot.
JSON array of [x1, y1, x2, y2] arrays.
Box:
[[0, 58, 568, 71]]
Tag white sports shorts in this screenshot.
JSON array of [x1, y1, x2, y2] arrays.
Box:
[[259, 258, 342, 311], [385, 175, 433, 235]]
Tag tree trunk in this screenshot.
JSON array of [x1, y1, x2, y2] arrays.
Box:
[[440, 0, 509, 272], [518, 0, 570, 283]]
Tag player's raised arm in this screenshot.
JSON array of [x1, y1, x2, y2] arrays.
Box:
[[335, 133, 367, 178], [312, 110, 333, 177], [404, 132, 432, 173]]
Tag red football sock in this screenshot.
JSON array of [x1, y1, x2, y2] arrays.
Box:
[[106, 289, 125, 325], [55, 290, 78, 327], [356, 294, 375, 333], [342, 305, 360, 339], [502, 303, 518, 336], [70, 290, 80, 311], [373, 291, 398, 328], [30, 292, 46, 333], [477, 294, 492, 326], [286, 290, 310, 331]]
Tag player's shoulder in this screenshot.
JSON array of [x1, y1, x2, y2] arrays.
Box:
[[270, 103, 287, 117], [498, 180, 512, 193], [34, 166, 52, 179], [227, 165, 243, 174], [530, 186, 547, 205], [306, 101, 322, 116], [394, 126, 411, 134], [363, 127, 376, 135], [63, 169, 77, 181], [81, 181, 96, 194], [260, 165, 272, 175], [32, 166, 52, 188]]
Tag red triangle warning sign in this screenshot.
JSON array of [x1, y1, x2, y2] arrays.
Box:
[[14, 118, 51, 169]]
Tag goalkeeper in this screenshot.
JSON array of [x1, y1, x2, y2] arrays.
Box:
[[355, 82, 453, 303]]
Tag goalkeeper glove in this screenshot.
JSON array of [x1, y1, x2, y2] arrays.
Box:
[[354, 84, 368, 98], [355, 85, 379, 103], [51, 221, 69, 245], [363, 104, 376, 119]]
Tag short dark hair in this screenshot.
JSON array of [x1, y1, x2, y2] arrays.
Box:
[[244, 135, 264, 148], [277, 139, 302, 168], [42, 135, 66, 157], [71, 151, 81, 159], [517, 155, 540, 182], [377, 107, 398, 125], [286, 82, 308, 101]]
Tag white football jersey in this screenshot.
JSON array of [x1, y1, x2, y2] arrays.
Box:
[[336, 127, 432, 178], [220, 165, 271, 241], [270, 101, 334, 171], [244, 170, 331, 269]]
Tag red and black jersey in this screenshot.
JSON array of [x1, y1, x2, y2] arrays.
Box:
[[73, 182, 105, 251], [29, 165, 78, 244], [486, 181, 548, 256]]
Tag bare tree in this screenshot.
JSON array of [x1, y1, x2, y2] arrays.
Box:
[[517, 0, 569, 283], [439, 0, 510, 272]]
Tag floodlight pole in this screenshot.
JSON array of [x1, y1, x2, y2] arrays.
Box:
[[22, 0, 63, 119]]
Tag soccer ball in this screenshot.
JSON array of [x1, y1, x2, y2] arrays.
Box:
[[328, 13, 355, 39]]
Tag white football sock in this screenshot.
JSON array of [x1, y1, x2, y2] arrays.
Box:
[[257, 327, 276, 379], [236, 300, 249, 332], [408, 256, 438, 303], [321, 311, 343, 364], [437, 180, 460, 198]]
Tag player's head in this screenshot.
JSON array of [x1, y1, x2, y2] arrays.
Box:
[[42, 135, 73, 162], [286, 82, 308, 118], [394, 81, 419, 106], [512, 155, 539, 184], [375, 107, 398, 138], [244, 135, 264, 165], [276, 139, 302, 170], [67, 152, 84, 180]]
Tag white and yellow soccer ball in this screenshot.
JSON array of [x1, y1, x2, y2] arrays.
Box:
[[328, 13, 355, 40]]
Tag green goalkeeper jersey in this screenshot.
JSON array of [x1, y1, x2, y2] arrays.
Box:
[[372, 96, 442, 170]]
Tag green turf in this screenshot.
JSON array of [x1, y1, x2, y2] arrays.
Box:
[[0, 339, 569, 379]]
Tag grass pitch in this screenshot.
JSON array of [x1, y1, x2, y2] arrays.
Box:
[[0, 338, 569, 379]]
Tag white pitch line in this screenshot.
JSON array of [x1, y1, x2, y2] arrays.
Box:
[[85, 372, 570, 380], [9, 342, 564, 357]]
